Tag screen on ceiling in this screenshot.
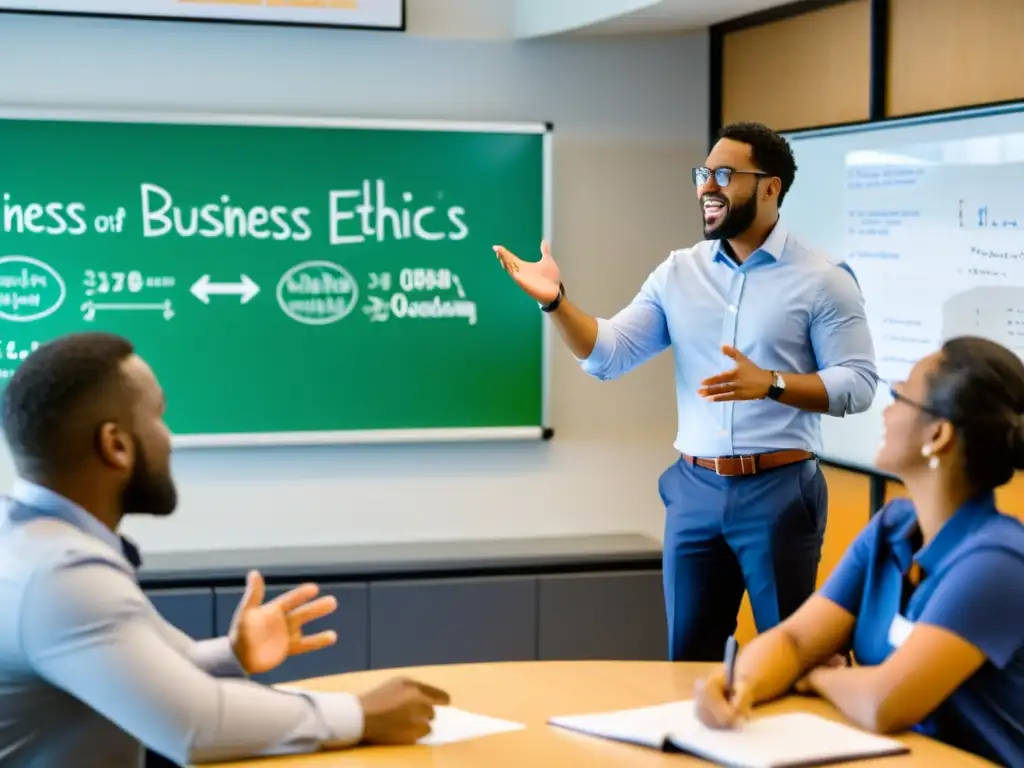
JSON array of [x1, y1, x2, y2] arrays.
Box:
[[0, 0, 404, 29], [782, 102, 1024, 473]]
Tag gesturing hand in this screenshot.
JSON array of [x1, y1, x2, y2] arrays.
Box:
[[493, 240, 561, 305], [229, 570, 339, 675], [699, 345, 774, 402]]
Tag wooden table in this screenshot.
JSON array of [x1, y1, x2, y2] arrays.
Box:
[[215, 660, 996, 767]]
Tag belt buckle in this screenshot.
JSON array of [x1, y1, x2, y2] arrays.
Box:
[[713, 455, 757, 476]]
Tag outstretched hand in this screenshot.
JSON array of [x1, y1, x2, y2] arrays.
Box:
[[493, 240, 561, 305], [229, 570, 339, 675], [699, 345, 773, 402]]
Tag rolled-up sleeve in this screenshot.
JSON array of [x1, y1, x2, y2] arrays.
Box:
[[19, 554, 364, 765], [811, 262, 878, 417], [579, 256, 673, 381]]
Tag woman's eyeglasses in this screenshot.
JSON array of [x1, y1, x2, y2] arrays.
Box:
[[886, 380, 947, 420]]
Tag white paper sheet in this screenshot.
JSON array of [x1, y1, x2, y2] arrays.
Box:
[[418, 706, 525, 746]]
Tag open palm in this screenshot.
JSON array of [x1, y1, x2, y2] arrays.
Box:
[[229, 570, 339, 675], [493, 240, 561, 304]]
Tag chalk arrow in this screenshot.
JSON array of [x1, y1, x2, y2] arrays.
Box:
[[190, 274, 260, 305]]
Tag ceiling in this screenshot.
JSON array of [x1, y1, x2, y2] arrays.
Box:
[[562, 0, 800, 35]]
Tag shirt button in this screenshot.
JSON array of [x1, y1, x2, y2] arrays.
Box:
[[728, 304, 737, 313]]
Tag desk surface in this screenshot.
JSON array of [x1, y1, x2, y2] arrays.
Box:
[[215, 660, 995, 767]]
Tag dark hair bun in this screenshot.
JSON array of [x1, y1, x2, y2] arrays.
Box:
[[1012, 415, 1024, 470]]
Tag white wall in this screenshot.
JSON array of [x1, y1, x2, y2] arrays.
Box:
[[0, 8, 709, 553]]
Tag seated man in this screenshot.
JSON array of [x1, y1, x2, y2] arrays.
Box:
[[693, 336, 1024, 767], [0, 331, 447, 767]]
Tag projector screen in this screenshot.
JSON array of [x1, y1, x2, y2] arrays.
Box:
[[0, 0, 404, 30], [783, 102, 1024, 473]]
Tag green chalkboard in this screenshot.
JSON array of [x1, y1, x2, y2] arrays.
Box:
[[0, 109, 550, 446]]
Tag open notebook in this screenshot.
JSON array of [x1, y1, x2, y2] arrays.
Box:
[[548, 700, 909, 768]]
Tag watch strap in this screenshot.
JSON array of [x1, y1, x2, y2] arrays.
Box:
[[540, 283, 565, 313]]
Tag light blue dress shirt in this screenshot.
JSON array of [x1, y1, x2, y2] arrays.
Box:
[[580, 222, 877, 456], [0, 480, 364, 767]]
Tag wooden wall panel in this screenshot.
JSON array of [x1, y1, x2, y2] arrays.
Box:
[[888, 0, 1024, 117], [735, 466, 871, 643], [882, 0, 1024, 523], [721, 0, 870, 131]]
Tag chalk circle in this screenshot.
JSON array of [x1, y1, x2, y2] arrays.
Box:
[[0, 255, 67, 323], [276, 260, 359, 326]]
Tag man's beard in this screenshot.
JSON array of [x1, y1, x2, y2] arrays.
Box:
[[703, 188, 758, 241], [121, 439, 177, 517]]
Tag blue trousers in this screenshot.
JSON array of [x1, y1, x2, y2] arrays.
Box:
[[659, 456, 828, 661]]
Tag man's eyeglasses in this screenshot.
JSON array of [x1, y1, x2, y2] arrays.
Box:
[[692, 166, 769, 188]]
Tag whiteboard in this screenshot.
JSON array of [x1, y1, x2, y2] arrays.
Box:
[[0, 0, 404, 29], [783, 102, 1024, 473]]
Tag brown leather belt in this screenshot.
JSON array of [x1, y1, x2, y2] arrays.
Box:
[[681, 449, 814, 477]]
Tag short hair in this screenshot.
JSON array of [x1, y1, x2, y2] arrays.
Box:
[[924, 336, 1024, 494], [1, 332, 136, 476], [717, 121, 798, 206]]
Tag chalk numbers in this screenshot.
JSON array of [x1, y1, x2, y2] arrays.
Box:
[[84, 270, 175, 297], [368, 270, 454, 293], [401, 268, 452, 292], [1, 339, 40, 361], [367, 272, 392, 291], [84, 269, 139, 296]]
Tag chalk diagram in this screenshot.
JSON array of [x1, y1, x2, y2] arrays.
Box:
[[276, 260, 359, 326], [0, 255, 67, 323], [81, 298, 175, 322]]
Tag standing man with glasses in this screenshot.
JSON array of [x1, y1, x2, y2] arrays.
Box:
[[493, 121, 877, 661]]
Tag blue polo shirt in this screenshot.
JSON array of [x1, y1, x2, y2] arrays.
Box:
[[820, 493, 1024, 766]]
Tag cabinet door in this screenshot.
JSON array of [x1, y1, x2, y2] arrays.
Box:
[[214, 582, 369, 684], [369, 576, 536, 668], [538, 571, 667, 660], [147, 588, 215, 640]]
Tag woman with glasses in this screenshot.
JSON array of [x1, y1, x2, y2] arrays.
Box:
[[694, 335, 1024, 767]]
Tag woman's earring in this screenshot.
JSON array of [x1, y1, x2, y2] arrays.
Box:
[[922, 445, 939, 470]]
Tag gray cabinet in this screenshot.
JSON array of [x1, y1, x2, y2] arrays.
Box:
[[138, 534, 666, 678], [537, 571, 667, 661], [147, 587, 215, 640], [213, 582, 369, 684], [369, 575, 536, 668]]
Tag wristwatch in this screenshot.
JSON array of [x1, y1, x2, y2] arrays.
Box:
[[767, 371, 786, 400], [540, 283, 566, 313]]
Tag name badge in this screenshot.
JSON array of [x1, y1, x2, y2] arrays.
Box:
[[887, 613, 914, 648]]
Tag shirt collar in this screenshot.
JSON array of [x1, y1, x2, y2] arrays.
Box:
[[7, 478, 125, 557], [713, 219, 789, 266], [915, 492, 998, 574], [888, 492, 999, 575]]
